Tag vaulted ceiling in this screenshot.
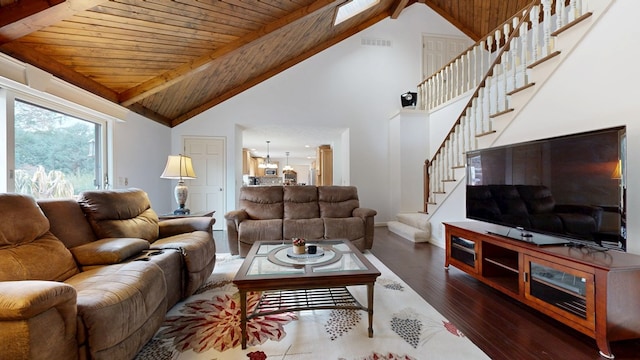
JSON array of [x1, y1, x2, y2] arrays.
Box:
[[0, 0, 531, 128]]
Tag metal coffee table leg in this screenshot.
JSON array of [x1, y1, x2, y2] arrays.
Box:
[[367, 282, 374, 337]]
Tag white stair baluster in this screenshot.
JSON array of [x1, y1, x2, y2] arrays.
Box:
[[543, 0, 552, 57], [531, 5, 540, 62]]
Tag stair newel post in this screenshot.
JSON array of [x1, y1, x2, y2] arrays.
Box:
[[542, 0, 553, 57], [424, 159, 430, 212]]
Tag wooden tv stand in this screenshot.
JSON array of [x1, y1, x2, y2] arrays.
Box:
[[444, 222, 640, 359]]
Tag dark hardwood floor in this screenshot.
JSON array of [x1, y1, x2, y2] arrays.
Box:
[[213, 228, 640, 359], [369, 227, 640, 360]]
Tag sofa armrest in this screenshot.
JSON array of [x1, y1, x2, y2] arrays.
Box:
[[158, 217, 216, 238], [352, 207, 377, 219], [352, 207, 377, 250], [224, 210, 248, 255], [69, 237, 150, 266], [0, 281, 77, 338]]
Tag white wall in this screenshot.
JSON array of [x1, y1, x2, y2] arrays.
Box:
[[112, 112, 172, 212], [428, 0, 640, 255], [389, 109, 429, 215], [171, 4, 468, 222]]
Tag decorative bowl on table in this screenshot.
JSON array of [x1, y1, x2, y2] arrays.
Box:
[[292, 237, 306, 254]]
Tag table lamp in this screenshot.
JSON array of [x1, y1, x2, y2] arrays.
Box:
[[161, 154, 197, 215]]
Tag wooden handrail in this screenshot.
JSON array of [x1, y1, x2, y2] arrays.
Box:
[[423, 1, 540, 213], [418, 1, 537, 88]]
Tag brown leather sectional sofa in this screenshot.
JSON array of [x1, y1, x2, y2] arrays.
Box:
[[225, 185, 376, 257], [0, 188, 216, 360]]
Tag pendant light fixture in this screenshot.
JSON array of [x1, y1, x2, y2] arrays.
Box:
[[283, 151, 293, 171], [258, 140, 278, 169]]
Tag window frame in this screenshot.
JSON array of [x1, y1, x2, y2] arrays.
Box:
[[1, 80, 113, 194]]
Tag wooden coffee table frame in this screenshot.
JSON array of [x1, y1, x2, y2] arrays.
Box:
[[233, 240, 381, 349]]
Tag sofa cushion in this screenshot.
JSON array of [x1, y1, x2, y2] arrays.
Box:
[[324, 217, 365, 240], [318, 186, 360, 218], [65, 261, 166, 359], [238, 219, 283, 242], [284, 185, 319, 219], [78, 188, 159, 241], [151, 231, 216, 296], [0, 194, 79, 282], [0, 193, 50, 247], [69, 237, 150, 266], [240, 186, 284, 220], [38, 198, 98, 248], [0, 233, 80, 282], [283, 218, 324, 239]]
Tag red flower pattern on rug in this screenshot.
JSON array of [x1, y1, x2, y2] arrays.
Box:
[[157, 291, 297, 353]]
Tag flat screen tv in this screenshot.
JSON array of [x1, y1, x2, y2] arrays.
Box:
[[466, 126, 626, 250]]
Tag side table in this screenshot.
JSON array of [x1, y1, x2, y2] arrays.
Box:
[[158, 210, 215, 220]]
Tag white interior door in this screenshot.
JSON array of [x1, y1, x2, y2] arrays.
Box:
[[183, 137, 225, 230], [422, 35, 473, 79]]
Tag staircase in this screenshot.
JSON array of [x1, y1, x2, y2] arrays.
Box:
[[389, 0, 614, 243]]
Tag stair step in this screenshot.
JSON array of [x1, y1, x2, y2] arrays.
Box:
[[388, 220, 431, 243]]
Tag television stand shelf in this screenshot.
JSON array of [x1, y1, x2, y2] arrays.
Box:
[[444, 222, 640, 359]]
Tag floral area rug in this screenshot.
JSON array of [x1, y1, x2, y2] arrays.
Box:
[[135, 253, 489, 360]]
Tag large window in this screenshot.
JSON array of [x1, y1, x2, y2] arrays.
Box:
[[13, 100, 103, 198]]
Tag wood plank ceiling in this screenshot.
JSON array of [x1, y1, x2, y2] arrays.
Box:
[[0, 0, 531, 127]]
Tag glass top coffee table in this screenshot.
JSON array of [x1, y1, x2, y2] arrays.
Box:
[[233, 239, 381, 349]]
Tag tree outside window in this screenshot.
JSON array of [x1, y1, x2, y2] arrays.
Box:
[[14, 100, 101, 198]]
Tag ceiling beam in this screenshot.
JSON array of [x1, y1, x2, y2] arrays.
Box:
[[170, 11, 392, 127], [390, 0, 410, 19], [421, 0, 481, 41], [119, 0, 342, 107], [0, 0, 106, 44], [0, 41, 119, 102], [126, 103, 173, 127], [0, 0, 65, 28]]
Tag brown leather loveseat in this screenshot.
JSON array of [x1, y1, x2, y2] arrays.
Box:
[[225, 185, 376, 257], [0, 188, 216, 360]]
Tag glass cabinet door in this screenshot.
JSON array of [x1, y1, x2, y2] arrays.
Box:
[[524, 255, 595, 331], [449, 235, 478, 272]]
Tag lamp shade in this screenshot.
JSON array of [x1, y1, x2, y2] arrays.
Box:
[[160, 155, 197, 179]]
